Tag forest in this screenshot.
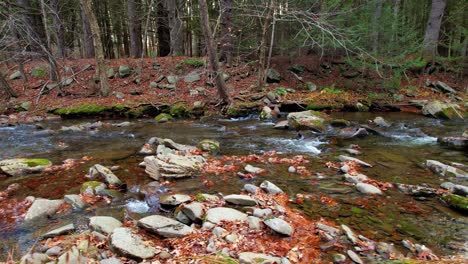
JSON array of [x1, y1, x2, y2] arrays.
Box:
[[0, 0, 467, 263]]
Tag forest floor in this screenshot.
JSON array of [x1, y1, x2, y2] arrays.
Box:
[[1, 55, 466, 120]]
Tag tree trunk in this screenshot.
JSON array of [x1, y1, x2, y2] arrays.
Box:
[[167, 0, 184, 55], [422, 0, 447, 60], [372, 0, 383, 53], [128, 0, 143, 58], [157, 0, 171, 56], [257, 0, 274, 92], [199, 0, 230, 105], [220, 0, 233, 66], [51, 0, 66, 58], [80, 0, 110, 97], [0, 74, 17, 98], [80, 3, 95, 58]]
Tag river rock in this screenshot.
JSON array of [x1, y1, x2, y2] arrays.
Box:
[[341, 224, 358, 244], [56, 246, 88, 264], [205, 207, 248, 224], [260, 180, 283, 194], [253, 208, 273, 218], [422, 100, 463, 119], [442, 194, 468, 213], [224, 194, 258, 206], [138, 215, 193, 238], [45, 246, 63, 257], [317, 223, 340, 236], [175, 210, 191, 225], [337, 127, 369, 139], [42, 224, 75, 238], [344, 173, 368, 184], [182, 202, 204, 222], [245, 164, 264, 174], [426, 160, 467, 178], [110, 227, 155, 260], [89, 216, 123, 235], [274, 120, 289, 129], [238, 252, 282, 264], [244, 184, 260, 194], [80, 181, 106, 195], [263, 217, 293, 236], [356, 183, 382, 195], [89, 164, 123, 187], [160, 193, 191, 206], [376, 242, 403, 259], [20, 253, 49, 264], [453, 185, 468, 196], [144, 152, 205, 180], [346, 250, 363, 264], [260, 106, 273, 120], [247, 216, 262, 230], [396, 183, 437, 197], [0, 158, 52, 176], [438, 136, 468, 150], [100, 258, 123, 264], [373, 116, 391, 127], [198, 139, 220, 153], [287, 110, 328, 132], [24, 198, 64, 221], [332, 253, 346, 263]]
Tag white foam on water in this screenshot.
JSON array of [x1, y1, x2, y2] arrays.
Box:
[[266, 138, 326, 154], [126, 200, 149, 213]]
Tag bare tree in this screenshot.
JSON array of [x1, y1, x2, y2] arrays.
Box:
[[199, 0, 230, 105], [80, 2, 95, 58], [422, 0, 447, 61], [257, 0, 275, 92], [372, 0, 383, 53], [220, 0, 234, 66], [80, 0, 110, 96], [50, 0, 66, 58], [128, 0, 143, 58], [168, 0, 184, 55], [157, 0, 171, 56]]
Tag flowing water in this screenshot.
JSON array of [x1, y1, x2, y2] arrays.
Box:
[[0, 112, 466, 260]]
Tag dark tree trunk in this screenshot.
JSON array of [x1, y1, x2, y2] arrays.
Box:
[[422, 0, 447, 60], [128, 0, 143, 58], [257, 0, 274, 91], [51, 0, 66, 58], [199, 0, 230, 104], [167, 0, 184, 55], [220, 0, 234, 66], [157, 1, 171, 56], [372, 0, 383, 53], [102, 1, 115, 59], [0, 74, 18, 98], [81, 3, 95, 58]]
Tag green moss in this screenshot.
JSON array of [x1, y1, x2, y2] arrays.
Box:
[[306, 104, 333, 110], [330, 119, 350, 127], [80, 181, 105, 194], [155, 113, 174, 122], [195, 193, 206, 202], [198, 139, 220, 152], [112, 104, 127, 111], [170, 103, 190, 118], [443, 194, 468, 213], [54, 103, 109, 116], [125, 105, 152, 118], [176, 58, 205, 69], [24, 158, 51, 167], [351, 206, 364, 214], [31, 66, 47, 77]]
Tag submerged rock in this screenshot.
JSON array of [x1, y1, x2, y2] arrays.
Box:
[[110, 227, 155, 260], [0, 158, 52, 176], [426, 160, 467, 178]]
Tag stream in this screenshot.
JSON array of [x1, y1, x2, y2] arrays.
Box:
[[0, 112, 466, 261]]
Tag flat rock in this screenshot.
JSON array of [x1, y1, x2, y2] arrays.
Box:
[[89, 216, 122, 235], [182, 202, 204, 222], [263, 217, 293, 236], [426, 160, 467, 178], [0, 158, 52, 176], [245, 164, 264, 174], [238, 252, 282, 264], [110, 227, 155, 260], [339, 155, 372, 167], [205, 207, 248, 224], [42, 224, 75, 239], [224, 194, 258, 206], [160, 194, 191, 206], [347, 250, 363, 264], [253, 208, 273, 218], [24, 198, 64, 221], [89, 164, 123, 187], [356, 183, 383, 195], [287, 110, 328, 132], [274, 120, 289, 129], [260, 181, 283, 194], [64, 194, 87, 209], [138, 215, 193, 238]]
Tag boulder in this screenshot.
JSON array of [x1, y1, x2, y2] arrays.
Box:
[[260, 181, 283, 194], [0, 158, 52, 176], [80, 181, 106, 195], [422, 101, 463, 119], [266, 69, 281, 83], [138, 215, 193, 238], [89, 216, 123, 235], [306, 82, 317, 91], [144, 152, 205, 180], [287, 110, 328, 132], [373, 116, 391, 127], [181, 202, 205, 222], [154, 113, 173, 123], [426, 160, 467, 178], [260, 106, 273, 120], [245, 164, 264, 174], [442, 194, 468, 213], [107, 68, 116, 79], [205, 207, 248, 224], [64, 194, 87, 209], [356, 183, 382, 195], [238, 252, 282, 264], [274, 120, 289, 129], [160, 193, 191, 206], [184, 72, 201, 83], [263, 217, 293, 236], [163, 138, 197, 152], [244, 184, 260, 194], [110, 227, 155, 260], [167, 75, 178, 84], [438, 136, 468, 150], [198, 139, 220, 153], [89, 164, 123, 187], [396, 183, 437, 197], [119, 65, 131, 78], [338, 155, 372, 167], [247, 216, 262, 230], [253, 208, 273, 218], [24, 198, 64, 221], [224, 194, 258, 206]]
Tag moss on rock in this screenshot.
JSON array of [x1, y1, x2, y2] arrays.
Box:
[[54, 104, 109, 116], [443, 194, 468, 213], [155, 113, 173, 122], [170, 104, 190, 118], [80, 181, 106, 194], [24, 158, 52, 167]]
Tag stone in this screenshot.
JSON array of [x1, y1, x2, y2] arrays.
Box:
[[205, 207, 248, 224], [198, 139, 220, 153], [107, 68, 116, 79], [158, 84, 176, 90], [287, 110, 328, 132], [20, 253, 49, 264], [181, 202, 204, 222], [89, 216, 123, 235], [332, 253, 346, 263], [422, 100, 463, 119], [306, 82, 317, 91], [224, 194, 258, 206], [438, 136, 468, 150], [110, 227, 155, 260], [288, 64, 305, 75], [244, 184, 260, 194], [316, 223, 340, 236], [263, 217, 293, 236], [24, 198, 64, 221], [266, 68, 281, 83], [426, 160, 467, 178], [196, 193, 220, 201], [149, 81, 158, 88], [245, 164, 264, 174], [119, 65, 131, 78], [167, 75, 178, 84], [337, 127, 369, 139], [45, 246, 63, 257], [223, 73, 230, 81], [100, 257, 123, 264], [213, 226, 227, 238], [238, 252, 282, 264], [344, 173, 368, 184], [160, 194, 191, 206], [396, 183, 437, 197], [89, 164, 123, 187], [80, 181, 106, 195], [42, 224, 75, 239], [434, 81, 457, 94], [64, 194, 87, 209], [20, 101, 31, 111], [341, 224, 358, 244], [154, 113, 173, 123], [144, 152, 205, 180], [356, 183, 383, 195], [225, 234, 238, 243], [260, 106, 273, 120], [138, 215, 193, 238], [253, 208, 272, 218], [175, 210, 192, 225], [373, 116, 391, 127], [274, 120, 289, 129], [184, 72, 201, 83], [338, 155, 372, 167], [356, 102, 369, 112], [9, 71, 21, 80], [115, 92, 124, 99], [453, 184, 468, 196], [260, 181, 283, 194], [346, 250, 363, 264], [247, 216, 262, 230], [442, 194, 468, 213], [0, 158, 52, 177]]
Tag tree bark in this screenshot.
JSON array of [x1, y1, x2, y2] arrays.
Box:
[[80, 0, 110, 97], [220, 0, 234, 66], [199, 0, 230, 105], [167, 0, 184, 55], [0, 74, 17, 98], [128, 0, 143, 58], [257, 0, 274, 92], [80, 2, 95, 58], [51, 0, 66, 58], [422, 0, 447, 60], [372, 0, 383, 53], [157, 1, 171, 56]]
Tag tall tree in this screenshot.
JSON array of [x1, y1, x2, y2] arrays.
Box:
[[157, 1, 171, 56], [371, 0, 383, 53], [51, 0, 66, 58], [80, 2, 95, 58], [422, 0, 447, 60], [220, 0, 234, 66], [257, 0, 274, 92], [127, 0, 143, 58], [167, 0, 184, 55], [80, 0, 110, 96], [199, 0, 230, 105]]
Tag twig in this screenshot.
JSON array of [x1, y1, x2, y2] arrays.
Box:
[[36, 80, 50, 103]]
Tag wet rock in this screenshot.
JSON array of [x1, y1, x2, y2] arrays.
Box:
[[160, 193, 191, 206], [339, 155, 372, 167], [337, 127, 369, 139], [238, 252, 282, 264], [245, 164, 264, 174], [205, 207, 248, 224], [0, 158, 52, 176], [266, 68, 281, 83], [198, 139, 220, 153], [244, 184, 260, 194], [344, 173, 368, 184], [341, 224, 358, 244], [80, 181, 106, 195], [138, 215, 193, 238], [89, 216, 123, 235], [253, 208, 272, 218], [396, 183, 437, 197], [442, 194, 468, 213], [373, 116, 391, 127], [260, 106, 273, 120], [64, 194, 87, 209], [332, 253, 346, 263], [247, 216, 262, 230], [453, 184, 468, 196], [440, 182, 455, 191], [110, 227, 155, 260], [42, 224, 75, 238], [274, 120, 289, 129], [263, 217, 293, 236], [33, 129, 55, 137], [426, 160, 467, 178], [89, 164, 123, 187], [356, 183, 382, 195], [346, 250, 363, 264], [45, 246, 63, 257], [181, 202, 205, 222], [287, 110, 328, 132], [422, 100, 463, 119], [144, 152, 205, 180], [197, 193, 220, 201], [114, 121, 131, 127], [438, 136, 468, 150], [224, 194, 258, 206], [260, 180, 283, 194], [24, 198, 64, 221]]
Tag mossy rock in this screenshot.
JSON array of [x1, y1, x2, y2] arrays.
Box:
[[306, 104, 333, 110], [31, 66, 47, 77], [155, 113, 173, 123], [169, 103, 190, 118], [198, 139, 220, 153], [0, 158, 52, 176], [124, 105, 154, 118], [54, 104, 110, 116], [24, 158, 51, 167], [80, 181, 106, 194], [443, 194, 468, 213]]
